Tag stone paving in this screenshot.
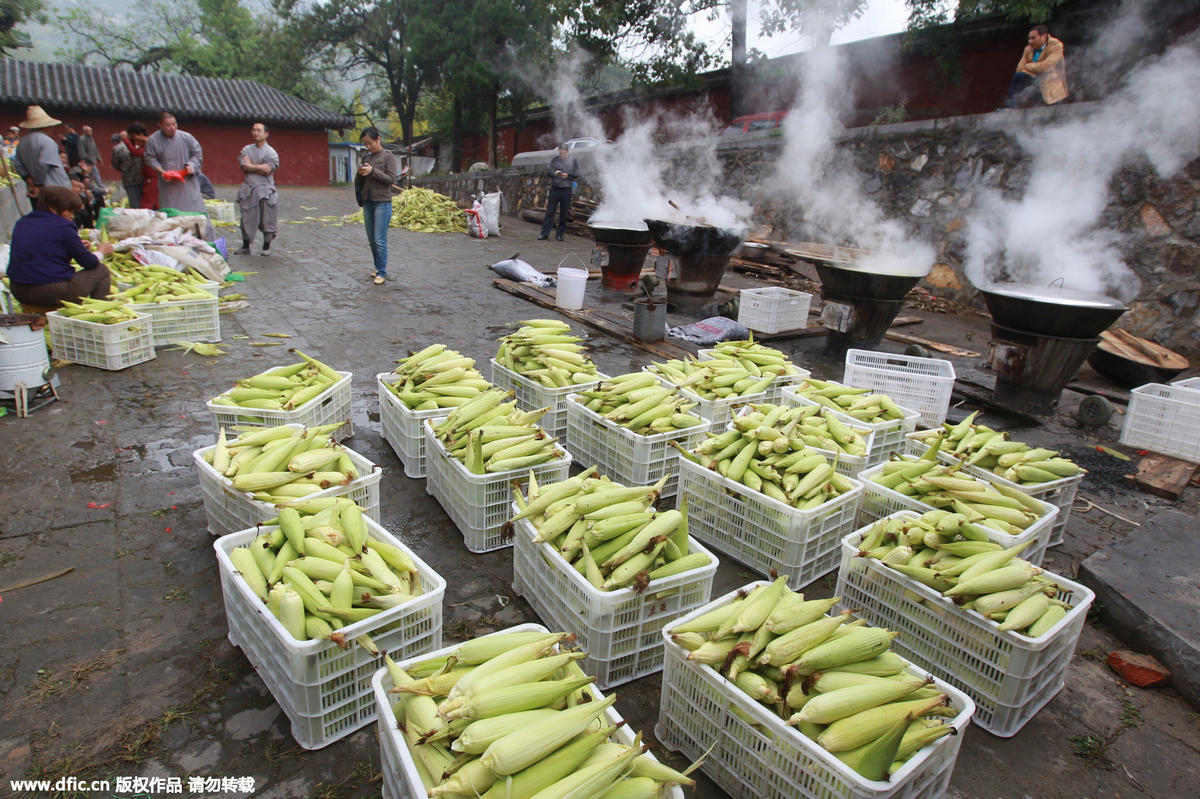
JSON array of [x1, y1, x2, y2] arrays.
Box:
[[0, 185, 1197, 798]]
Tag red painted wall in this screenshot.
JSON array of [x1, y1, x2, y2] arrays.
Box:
[[0, 106, 332, 185]]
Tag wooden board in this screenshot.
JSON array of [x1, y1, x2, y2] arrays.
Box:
[[884, 330, 980, 358], [1099, 328, 1188, 369], [1127, 453, 1199, 500], [491, 278, 694, 359]]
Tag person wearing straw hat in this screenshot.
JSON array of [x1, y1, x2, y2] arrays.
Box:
[[13, 106, 72, 200]]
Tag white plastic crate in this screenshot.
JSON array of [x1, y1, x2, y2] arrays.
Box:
[[843, 349, 957, 429], [133, 293, 220, 346], [564, 393, 714, 499], [424, 418, 571, 553], [206, 369, 354, 440], [206, 199, 237, 223], [732, 405, 872, 478], [46, 310, 155, 370], [903, 430, 1082, 547], [215, 519, 445, 749], [837, 512, 1093, 736], [490, 358, 602, 441], [781, 383, 920, 467], [656, 583, 975, 799], [696, 348, 811, 404], [511, 513, 718, 688], [193, 432, 381, 537], [856, 460, 1057, 567], [1170, 376, 1200, 392], [737, 286, 812, 334], [676, 455, 863, 586], [1119, 383, 1200, 463], [376, 372, 455, 479], [373, 624, 684, 799]]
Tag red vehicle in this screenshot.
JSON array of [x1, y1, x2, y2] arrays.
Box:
[[721, 111, 789, 137]]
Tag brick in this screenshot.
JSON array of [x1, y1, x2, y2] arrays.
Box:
[[1107, 649, 1172, 687], [1140, 204, 1172, 237]]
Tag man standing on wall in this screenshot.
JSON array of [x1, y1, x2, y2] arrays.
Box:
[[539, 143, 577, 241], [144, 111, 204, 213], [1004, 25, 1069, 108], [235, 121, 280, 255], [354, 127, 398, 285]]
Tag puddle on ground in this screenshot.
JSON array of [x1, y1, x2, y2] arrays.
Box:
[[70, 463, 118, 483]]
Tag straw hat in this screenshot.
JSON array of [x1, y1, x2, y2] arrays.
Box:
[[19, 105, 62, 129]]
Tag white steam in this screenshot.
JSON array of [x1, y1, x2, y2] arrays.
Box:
[[769, 12, 935, 278], [966, 12, 1200, 302]]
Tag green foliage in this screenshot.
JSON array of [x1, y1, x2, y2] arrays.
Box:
[[906, 0, 1069, 30], [0, 0, 44, 54]]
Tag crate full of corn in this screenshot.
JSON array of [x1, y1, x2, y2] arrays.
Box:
[[564, 371, 715, 499], [836, 510, 1093, 737], [696, 338, 810, 402], [206, 351, 354, 439], [736, 403, 875, 477], [781, 380, 921, 467], [377, 345, 495, 479], [904, 414, 1085, 547], [423, 389, 571, 553], [194, 424, 382, 537], [676, 411, 864, 586], [490, 319, 603, 440], [656, 580, 974, 799], [509, 473, 719, 688], [214, 508, 445, 749], [646, 343, 805, 426], [856, 457, 1057, 567], [46, 301, 155, 370], [372, 624, 690, 799], [108, 263, 221, 345]]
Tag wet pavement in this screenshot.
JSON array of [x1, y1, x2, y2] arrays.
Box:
[[1, 185, 1197, 798]]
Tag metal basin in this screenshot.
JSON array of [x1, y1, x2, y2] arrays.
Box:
[[644, 219, 744, 257], [981, 283, 1128, 339], [815, 263, 922, 302], [588, 223, 653, 248]]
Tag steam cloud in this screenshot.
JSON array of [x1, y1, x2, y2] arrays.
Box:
[[966, 13, 1200, 302]]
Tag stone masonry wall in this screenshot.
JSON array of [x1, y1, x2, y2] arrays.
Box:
[[419, 105, 1200, 360]]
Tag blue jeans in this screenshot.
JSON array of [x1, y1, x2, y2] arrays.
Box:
[[540, 187, 572, 238], [363, 200, 392, 276]]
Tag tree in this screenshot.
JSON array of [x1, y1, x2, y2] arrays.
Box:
[[906, 0, 1068, 29], [0, 0, 43, 55]]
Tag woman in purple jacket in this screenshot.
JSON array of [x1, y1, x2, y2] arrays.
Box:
[[6, 186, 114, 309]]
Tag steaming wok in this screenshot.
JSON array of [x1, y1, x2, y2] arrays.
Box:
[[644, 219, 744, 257], [589, 222, 653, 247], [816, 263, 923, 302], [981, 283, 1128, 339]]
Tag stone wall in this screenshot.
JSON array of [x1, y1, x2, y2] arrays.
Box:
[[418, 105, 1200, 359]]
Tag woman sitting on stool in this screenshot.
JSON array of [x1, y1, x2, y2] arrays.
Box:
[[6, 186, 115, 310]]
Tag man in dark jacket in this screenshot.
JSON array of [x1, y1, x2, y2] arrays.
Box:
[[539, 144, 578, 241]]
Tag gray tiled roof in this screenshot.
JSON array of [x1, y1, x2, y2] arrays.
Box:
[[0, 59, 354, 129]]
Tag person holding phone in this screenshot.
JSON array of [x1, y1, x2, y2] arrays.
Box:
[[539, 143, 578, 241], [354, 127, 398, 285]]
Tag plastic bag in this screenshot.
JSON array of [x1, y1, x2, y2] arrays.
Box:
[[667, 316, 750, 344], [465, 202, 487, 239], [488, 255, 555, 287], [162, 169, 187, 182], [482, 192, 502, 236]]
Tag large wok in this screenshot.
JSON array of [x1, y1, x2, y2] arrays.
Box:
[[815, 263, 923, 302], [589, 222, 653, 248], [644, 219, 744, 257], [981, 283, 1128, 339]]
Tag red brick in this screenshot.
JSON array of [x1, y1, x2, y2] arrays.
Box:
[[1107, 649, 1171, 687]]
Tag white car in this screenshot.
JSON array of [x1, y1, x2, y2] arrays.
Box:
[[511, 137, 611, 167]]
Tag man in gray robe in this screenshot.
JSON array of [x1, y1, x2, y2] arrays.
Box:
[[143, 111, 204, 213], [235, 121, 280, 255], [13, 105, 72, 200]]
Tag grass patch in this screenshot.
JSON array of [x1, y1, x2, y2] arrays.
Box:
[[1069, 733, 1118, 770], [162, 587, 188, 602], [0, 551, 23, 568]]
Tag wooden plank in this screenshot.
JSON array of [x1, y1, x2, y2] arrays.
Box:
[[491, 278, 693, 359], [1127, 453, 1198, 500], [884, 330, 981, 357]]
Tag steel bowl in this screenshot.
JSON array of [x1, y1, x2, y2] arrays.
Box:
[[981, 283, 1128, 339], [644, 219, 744, 257], [588, 222, 653, 248]]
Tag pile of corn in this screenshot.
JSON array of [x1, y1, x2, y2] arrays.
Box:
[[432, 388, 564, 473], [671, 578, 957, 781], [789, 379, 909, 423], [703, 339, 805, 377], [687, 405, 857, 508], [495, 320, 600, 388], [909, 413, 1084, 485], [210, 351, 342, 413], [54, 298, 142, 324], [870, 457, 1046, 535], [386, 630, 695, 796], [108, 262, 216, 303], [205, 424, 363, 503], [856, 512, 1068, 637], [648, 357, 776, 401], [743, 403, 870, 459], [386, 345, 493, 411], [513, 472, 711, 591], [228, 500, 425, 644], [575, 372, 706, 435], [343, 188, 467, 233]]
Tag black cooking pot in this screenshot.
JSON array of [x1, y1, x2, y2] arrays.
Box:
[[816, 263, 922, 302], [981, 283, 1128, 339], [1087, 347, 1186, 388], [644, 218, 744, 257], [589, 223, 653, 247]]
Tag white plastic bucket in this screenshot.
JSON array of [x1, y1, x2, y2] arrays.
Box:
[[555, 267, 588, 310]]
